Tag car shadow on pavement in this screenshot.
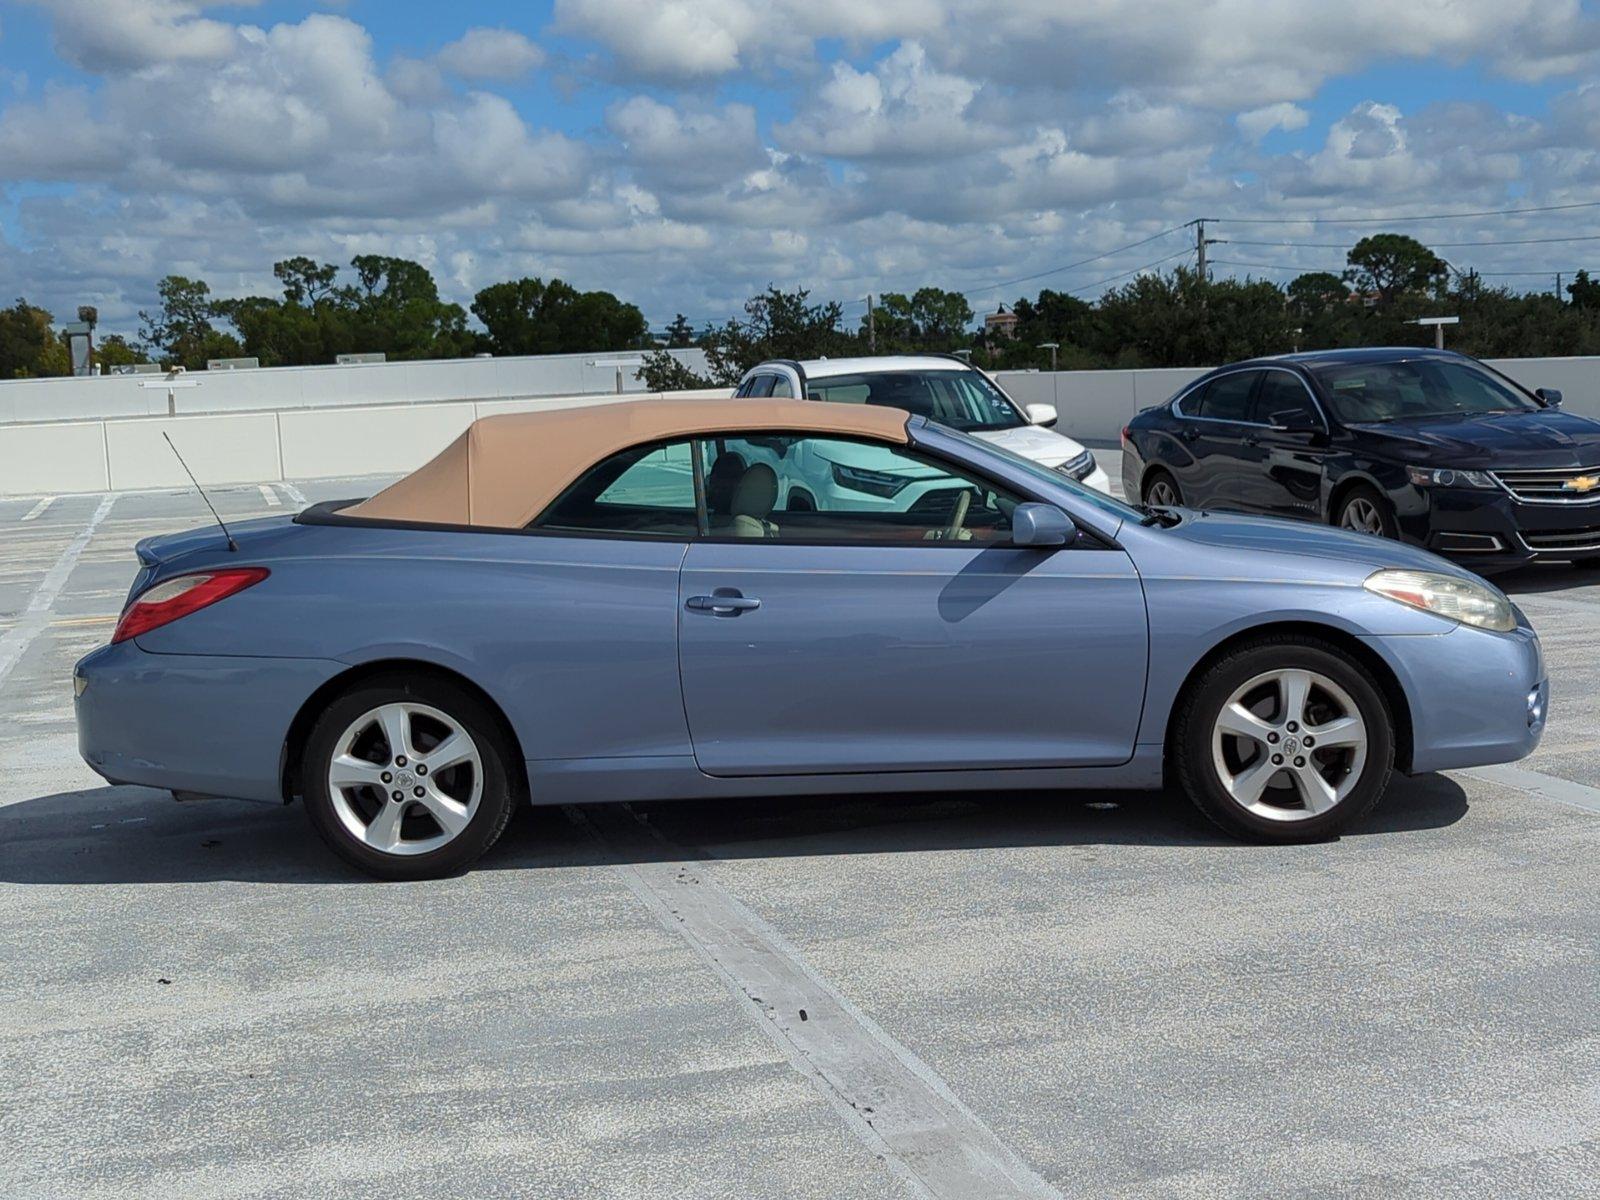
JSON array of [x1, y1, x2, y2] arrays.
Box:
[[0, 772, 1470, 886], [1496, 562, 1600, 596]]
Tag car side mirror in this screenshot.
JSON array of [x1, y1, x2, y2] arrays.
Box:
[[1024, 403, 1058, 428], [1011, 502, 1076, 547], [1536, 388, 1563, 409], [1268, 408, 1319, 433]]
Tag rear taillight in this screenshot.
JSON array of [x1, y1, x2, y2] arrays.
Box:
[[1120, 425, 1132, 445], [113, 568, 269, 644]]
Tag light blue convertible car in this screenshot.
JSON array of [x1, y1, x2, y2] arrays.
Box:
[[75, 398, 1547, 878]]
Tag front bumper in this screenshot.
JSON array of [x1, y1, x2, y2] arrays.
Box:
[[1366, 613, 1546, 774], [1395, 485, 1600, 566], [75, 641, 345, 803]]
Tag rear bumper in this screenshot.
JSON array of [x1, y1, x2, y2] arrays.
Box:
[[1397, 486, 1600, 566], [74, 641, 344, 803], [1365, 615, 1546, 774]]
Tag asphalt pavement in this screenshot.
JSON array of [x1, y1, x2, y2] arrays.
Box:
[[1, 457, 1597, 1199]]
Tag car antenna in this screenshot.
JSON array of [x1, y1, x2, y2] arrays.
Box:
[[162, 431, 238, 552]]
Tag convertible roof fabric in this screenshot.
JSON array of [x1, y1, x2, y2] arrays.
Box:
[[343, 397, 911, 529]]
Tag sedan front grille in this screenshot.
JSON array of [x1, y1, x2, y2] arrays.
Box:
[[1521, 524, 1600, 552], [1492, 467, 1600, 504]]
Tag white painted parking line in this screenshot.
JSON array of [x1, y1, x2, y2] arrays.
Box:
[[1462, 763, 1600, 816], [572, 803, 1064, 1200], [279, 482, 309, 508], [258, 484, 281, 507], [20, 497, 54, 522], [0, 494, 115, 690]]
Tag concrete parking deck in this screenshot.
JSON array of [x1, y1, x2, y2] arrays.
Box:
[[1, 459, 1597, 1199]]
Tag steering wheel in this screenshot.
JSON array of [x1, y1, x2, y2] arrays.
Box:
[[942, 489, 972, 542]]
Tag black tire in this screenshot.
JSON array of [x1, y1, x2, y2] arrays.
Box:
[[787, 488, 816, 513], [1143, 470, 1182, 508], [302, 674, 517, 880], [1172, 636, 1395, 842], [1333, 484, 1397, 539]]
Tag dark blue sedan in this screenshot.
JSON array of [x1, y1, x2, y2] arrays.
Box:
[[1121, 347, 1600, 570]]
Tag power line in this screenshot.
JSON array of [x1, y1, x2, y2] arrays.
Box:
[[1068, 247, 1198, 296], [1228, 233, 1600, 250], [960, 223, 1193, 298], [1209, 199, 1600, 226]]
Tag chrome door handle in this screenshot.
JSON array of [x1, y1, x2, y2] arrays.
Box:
[[686, 592, 761, 615]]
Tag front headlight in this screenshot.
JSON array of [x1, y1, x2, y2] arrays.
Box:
[[1406, 466, 1497, 489], [1364, 568, 1516, 632], [1058, 449, 1097, 481]]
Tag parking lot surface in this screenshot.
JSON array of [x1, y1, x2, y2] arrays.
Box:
[[2, 459, 1597, 1199]]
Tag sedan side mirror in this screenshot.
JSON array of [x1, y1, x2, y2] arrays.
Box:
[[1536, 388, 1563, 409], [1024, 403, 1059, 428], [1011, 502, 1076, 547], [1268, 408, 1319, 433]]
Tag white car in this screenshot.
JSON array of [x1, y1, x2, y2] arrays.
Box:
[[732, 356, 1113, 501]]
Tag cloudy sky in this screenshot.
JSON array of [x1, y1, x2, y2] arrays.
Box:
[[3, 0, 1600, 338]]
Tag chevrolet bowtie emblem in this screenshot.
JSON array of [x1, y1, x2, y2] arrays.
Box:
[[1564, 474, 1600, 493]]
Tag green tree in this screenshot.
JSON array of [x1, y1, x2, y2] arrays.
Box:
[[273, 256, 341, 306], [0, 298, 63, 378], [662, 313, 697, 348], [138, 276, 243, 368], [343, 256, 473, 360], [1567, 270, 1600, 310], [641, 285, 858, 389], [865, 287, 973, 351], [96, 334, 149, 370], [471, 277, 648, 356], [1344, 234, 1447, 305]]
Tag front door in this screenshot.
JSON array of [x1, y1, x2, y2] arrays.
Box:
[[1246, 370, 1328, 519], [676, 434, 1149, 776]]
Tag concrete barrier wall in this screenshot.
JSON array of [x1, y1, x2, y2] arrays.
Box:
[[0, 347, 710, 426], [0, 388, 730, 497]]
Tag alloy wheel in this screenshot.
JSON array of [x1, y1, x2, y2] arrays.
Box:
[[326, 702, 483, 856], [1209, 668, 1368, 821], [1146, 478, 1179, 507], [1339, 496, 1385, 535]]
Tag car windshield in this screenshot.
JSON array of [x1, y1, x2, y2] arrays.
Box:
[[805, 370, 1027, 432], [1312, 359, 1540, 424], [935, 424, 1143, 523]]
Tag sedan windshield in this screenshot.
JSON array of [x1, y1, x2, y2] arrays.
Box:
[[1312, 359, 1540, 424], [805, 370, 1027, 432]]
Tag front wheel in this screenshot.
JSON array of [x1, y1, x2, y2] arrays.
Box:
[[1334, 485, 1396, 539], [302, 675, 517, 879], [1173, 638, 1394, 841]]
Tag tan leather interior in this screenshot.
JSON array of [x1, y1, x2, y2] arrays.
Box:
[[726, 463, 779, 538], [343, 398, 910, 529]]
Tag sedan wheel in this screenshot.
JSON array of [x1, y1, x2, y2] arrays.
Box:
[[1210, 669, 1366, 821], [1335, 486, 1395, 538], [1144, 474, 1181, 508], [328, 702, 483, 856], [1174, 637, 1394, 841], [303, 675, 516, 879]]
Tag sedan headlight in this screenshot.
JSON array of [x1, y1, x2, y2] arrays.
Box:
[[1058, 449, 1097, 481], [1406, 466, 1496, 489], [1364, 569, 1516, 632]]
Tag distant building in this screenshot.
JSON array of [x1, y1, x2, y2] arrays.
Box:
[[984, 304, 1019, 340]]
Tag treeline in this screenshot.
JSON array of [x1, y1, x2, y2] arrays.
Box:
[[7, 234, 1600, 383]]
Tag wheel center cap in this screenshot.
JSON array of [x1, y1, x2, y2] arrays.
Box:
[[395, 770, 416, 789], [1281, 735, 1301, 756]]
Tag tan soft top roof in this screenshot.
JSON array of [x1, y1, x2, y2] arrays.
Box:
[[344, 398, 911, 529]]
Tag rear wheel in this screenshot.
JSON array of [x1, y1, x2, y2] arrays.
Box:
[[1334, 485, 1396, 539], [1173, 637, 1394, 842], [1143, 470, 1182, 508], [302, 675, 516, 880]]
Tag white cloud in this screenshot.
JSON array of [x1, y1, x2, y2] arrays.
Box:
[[436, 28, 545, 82], [23, 0, 250, 70], [1236, 102, 1310, 141]]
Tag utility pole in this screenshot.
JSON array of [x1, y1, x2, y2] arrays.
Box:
[[866, 293, 875, 352], [1193, 219, 1225, 283], [1557, 272, 1564, 302]]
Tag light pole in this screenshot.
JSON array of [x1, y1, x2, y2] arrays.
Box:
[[1038, 341, 1059, 372], [1410, 315, 1460, 350]]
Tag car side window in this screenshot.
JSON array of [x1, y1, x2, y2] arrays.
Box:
[[1194, 372, 1259, 422], [531, 439, 699, 538], [768, 374, 793, 398], [696, 434, 1021, 545], [1252, 372, 1319, 427], [747, 374, 777, 398]]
